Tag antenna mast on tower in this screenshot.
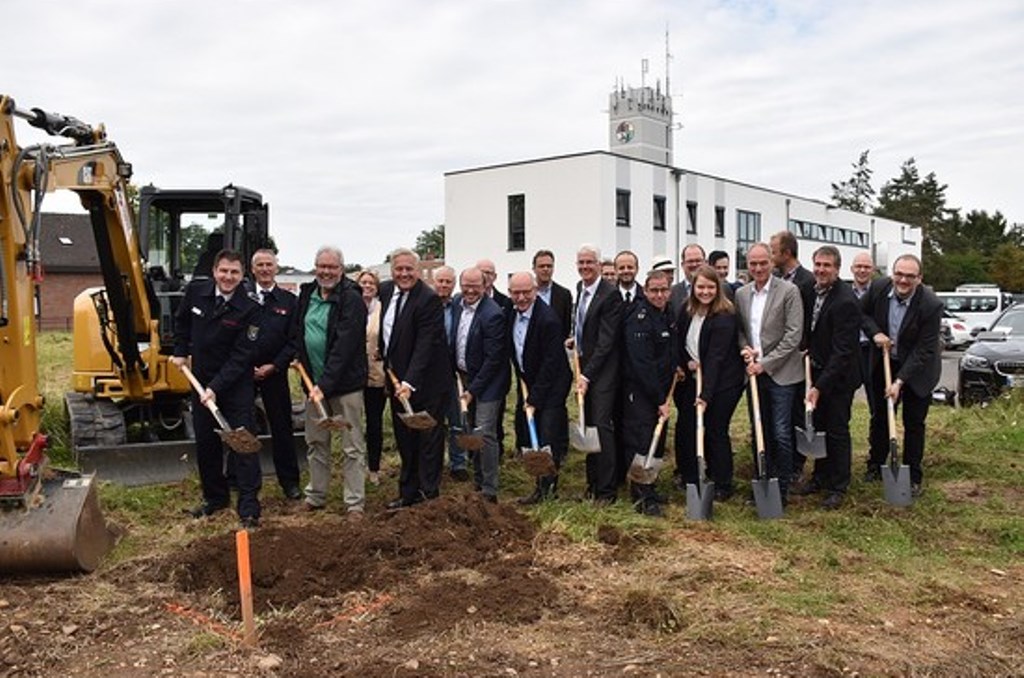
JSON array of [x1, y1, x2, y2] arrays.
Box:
[[665, 25, 672, 97]]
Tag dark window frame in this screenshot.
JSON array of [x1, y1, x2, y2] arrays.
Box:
[[686, 201, 698, 234], [714, 205, 726, 238], [507, 194, 525, 252], [616, 189, 631, 228], [653, 195, 666, 232]]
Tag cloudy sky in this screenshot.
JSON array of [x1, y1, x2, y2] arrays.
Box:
[[7, 0, 1021, 269]]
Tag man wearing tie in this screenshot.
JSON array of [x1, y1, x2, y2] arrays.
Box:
[[249, 249, 300, 500], [570, 244, 622, 504], [450, 267, 508, 502], [532, 249, 573, 340], [380, 248, 451, 508], [509, 271, 572, 504]]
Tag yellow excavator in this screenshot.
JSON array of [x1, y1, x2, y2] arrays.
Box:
[[0, 95, 273, 572]]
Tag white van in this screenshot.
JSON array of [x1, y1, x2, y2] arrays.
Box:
[[937, 284, 1015, 334]]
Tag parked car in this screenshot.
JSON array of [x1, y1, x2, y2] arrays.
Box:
[[958, 306, 1024, 406], [941, 310, 973, 350]]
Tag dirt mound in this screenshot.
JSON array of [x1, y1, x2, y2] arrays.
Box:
[[162, 494, 547, 616]]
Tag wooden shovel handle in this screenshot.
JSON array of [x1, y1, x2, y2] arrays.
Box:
[[178, 364, 229, 428], [456, 373, 470, 414], [386, 368, 416, 415], [882, 345, 898, 440], [803, 354, 815, 413], [749, 371, 766, 456], [695, 364, 705, 459]]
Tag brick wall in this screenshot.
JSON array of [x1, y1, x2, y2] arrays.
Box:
[[37, 272, 104, 331]]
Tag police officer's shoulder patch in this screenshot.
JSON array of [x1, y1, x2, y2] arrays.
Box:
[[247, 325, 260, 341]]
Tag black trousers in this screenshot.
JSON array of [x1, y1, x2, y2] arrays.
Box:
[[868, 360, 930, 484], [391, 393, 446, 502], [364, 386, 386, 472], [583, 380, 618, 501], [255, 370, 299, 491], [676, 379, 743, 492], [193, 391, 261, 519], [811, 386, 855, 494], [516, 398, 569, 495]]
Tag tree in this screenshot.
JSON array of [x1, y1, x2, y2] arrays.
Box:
[[989, 242, 1024, 292], [830, 149, 875, 212], [180, 222, 212, 274], [414, 224, 444, 260]]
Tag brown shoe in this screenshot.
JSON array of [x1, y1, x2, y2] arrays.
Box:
[[303, 502, 325, 512]]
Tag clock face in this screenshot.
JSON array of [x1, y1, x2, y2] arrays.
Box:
[[615, 121, 635, 143]]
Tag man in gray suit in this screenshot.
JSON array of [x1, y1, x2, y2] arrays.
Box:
[[735, 242, 805, 501]]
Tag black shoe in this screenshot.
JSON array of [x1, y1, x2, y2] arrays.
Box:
[[239, 516, 259, 530], [517, 489, 543, 506], [185, 502, 228, 519], [282, 486, 302, 501], [791, 479, 821, 496], [911, 483, 922, 498], [820, 492, 844, 510], [714, 488, 733, 502], [481, 493, 498, 504], [864, 466, 882, 483], [386, 497, 417, 510], [642, 501, 664, 517], [450, 468, 470, 482]]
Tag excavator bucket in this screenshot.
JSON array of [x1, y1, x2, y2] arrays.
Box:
[[0, 471, 117, 574]]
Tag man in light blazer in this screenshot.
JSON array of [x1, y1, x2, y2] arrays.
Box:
[[450, 267, 509, 502], [735, 242, 805, 501]]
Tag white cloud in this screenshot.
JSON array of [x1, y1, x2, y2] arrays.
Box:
[[6, 0, 1022, 268]]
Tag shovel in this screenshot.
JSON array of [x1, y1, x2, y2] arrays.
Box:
[[795, 355, 827, 459], [569, 349, 600, 453], [627, 373, 679, 485], [178, 364, 261, 454], [685, 365, 715, 521], [453, 374, 485, 451], [881, 345, 913, 507], [519, 381, 556, 477], [748, 372, 785, 520], [386, 368, 438, 430], [291, 361, 351, 431]]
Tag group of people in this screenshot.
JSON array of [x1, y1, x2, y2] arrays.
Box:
[[171, 230, 943, 528]]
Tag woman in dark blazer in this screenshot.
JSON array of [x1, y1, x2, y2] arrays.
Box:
[[675, 265, 746, 499]]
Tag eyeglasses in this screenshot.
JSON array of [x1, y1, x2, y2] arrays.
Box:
[[892, 272, 919, 281]]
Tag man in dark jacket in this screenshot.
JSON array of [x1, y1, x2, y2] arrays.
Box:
[[293, 246, 368, 518], [509, 271, 572, 504], [380, 248, 452, 508], [801, 246, 861, 509], [172, 249, 262, 528], [450, 267, 509, 502], [250, 249, 300, 500], [861, 254, 943, 495]]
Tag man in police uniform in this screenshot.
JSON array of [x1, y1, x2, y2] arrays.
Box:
[[172, 249, 262, 528], [250, 249, 301, 499], [621, 269, 676, 516]]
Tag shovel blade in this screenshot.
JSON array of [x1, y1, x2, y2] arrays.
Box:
[[794, 428, 827, 459], [456, 432, 486, 451], [521, 447, 557, 477], [315, 415, 350, 431], [751, 477, 784, 520], [627, 454, 660, 485], [685, 480, 714, 521], [398, 411, 438, 430], [218, 428, 262, 454], [570, 424, 601, 453], [881, 464, 913, 507]]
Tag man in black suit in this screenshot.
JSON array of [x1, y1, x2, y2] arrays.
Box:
[[172, 249, 262, 528], [249, 249, 300, 500], [450, 267, 509, 502], [801, 246, 861, 510], [612, 249, 643, 485], [380, 248, 452, 508], [508, 271, 573, 504], [861, 254, 943, 496], [570, 244, 623, 503], [532, 249, 573, 340]]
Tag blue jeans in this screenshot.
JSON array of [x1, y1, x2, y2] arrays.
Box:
[[749, 374, 799, 494]]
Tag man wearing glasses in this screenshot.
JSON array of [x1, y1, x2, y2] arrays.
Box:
[[860, 254, 943, 496]]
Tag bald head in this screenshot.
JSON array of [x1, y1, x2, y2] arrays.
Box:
[[508, 271, 537, 312], [476, 259, 496, 293], [851, 252, 874, 287]]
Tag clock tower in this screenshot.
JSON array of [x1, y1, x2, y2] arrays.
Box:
[[609, 82, 674, 165]]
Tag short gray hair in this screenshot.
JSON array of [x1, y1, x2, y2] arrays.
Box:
[[577, 243, 601, 261], [389, 247, 420, 265], [315, 245, 344, 267]]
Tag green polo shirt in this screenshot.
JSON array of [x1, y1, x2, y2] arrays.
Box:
[[304, 291, 331, 382]]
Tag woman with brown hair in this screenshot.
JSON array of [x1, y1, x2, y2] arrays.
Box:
[[674, 264, 746, 500], [357, 270, 387, 485]]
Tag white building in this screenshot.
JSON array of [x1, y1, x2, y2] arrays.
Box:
[[445, 83, 919, 289]]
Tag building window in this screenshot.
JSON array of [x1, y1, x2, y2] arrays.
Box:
[[616, 189, 631, 227], [507, 194, 525, 252], [735, 209, 761, 271], [653, 195, 666, 232], [686, 201, 697, 234], [715, 206, 725, 238], [788, 219, 868, 248]]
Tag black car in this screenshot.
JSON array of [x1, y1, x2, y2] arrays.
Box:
[[958, 306, 1024, 405]]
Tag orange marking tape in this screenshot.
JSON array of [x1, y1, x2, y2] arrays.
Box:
[[163, 601, 242, 642], [313, 592, 394, 629]]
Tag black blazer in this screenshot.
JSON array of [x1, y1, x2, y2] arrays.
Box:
[[294, 278, 367, 398], [251, 286, 298, 373], [575, 279, 622, 387], [547, 281, 574, 340], [449, 295, 509, 402], [379, 279, 452, 406], [860, 277, 943, 398], [676, 310, 746, 404], [513, 298, 572, 410], [807, 280, 861, 395]]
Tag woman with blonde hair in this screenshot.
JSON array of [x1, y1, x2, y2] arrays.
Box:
[[674, 264, 746, 500], [357, 270, 386, 485]]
